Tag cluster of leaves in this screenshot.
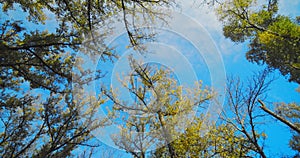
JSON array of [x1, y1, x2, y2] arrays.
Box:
[[152, 121, 251, 158], [217, 0, 300, 84], [103, 58, 215, 158]]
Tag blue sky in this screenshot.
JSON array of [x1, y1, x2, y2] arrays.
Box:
[[2, 0, 300, 157]]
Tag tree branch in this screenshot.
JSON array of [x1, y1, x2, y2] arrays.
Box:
[[258, 99, 300, 133]]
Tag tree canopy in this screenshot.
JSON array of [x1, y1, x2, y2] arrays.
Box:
[[217, 0, 300, 84], [0, 0, 173, 157], [1, 0, 300, 157]]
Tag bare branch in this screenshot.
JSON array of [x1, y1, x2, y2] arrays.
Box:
[[258, 99, 300, 134]]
